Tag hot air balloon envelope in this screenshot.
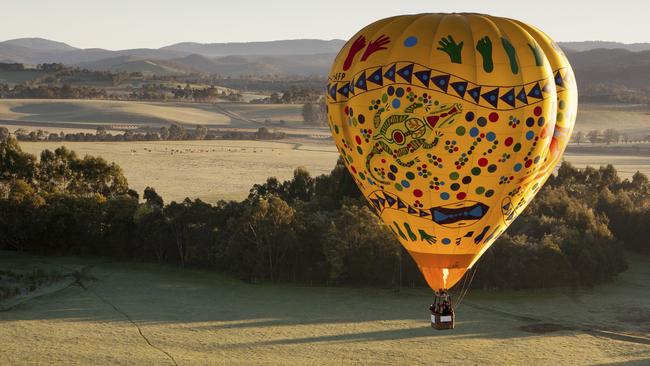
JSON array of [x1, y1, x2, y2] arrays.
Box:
[[326, 13, 577, 291]]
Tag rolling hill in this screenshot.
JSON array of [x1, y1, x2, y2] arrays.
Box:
[[3, 37, 650, 82]]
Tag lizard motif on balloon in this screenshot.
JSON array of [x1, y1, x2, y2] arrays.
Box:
[[365, 102, 462, 184]]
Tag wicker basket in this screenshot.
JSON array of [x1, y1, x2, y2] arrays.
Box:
[[431, 313, 455, 330]]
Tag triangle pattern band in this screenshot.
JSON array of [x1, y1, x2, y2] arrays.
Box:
[[327, 63, 569, 110]]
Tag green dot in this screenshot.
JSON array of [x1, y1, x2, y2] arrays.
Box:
[[557, 112, 563, 122], [456, 126, 466, 136], [476, 186, 485, 194], [346, 155, 353, 163], [356, 146, 363, 154], [334, 125, 339, 134], [449, 172, 460, 180], [471, 167, 481, 176], [359, 172, 366, 180], [559, 100, 566, 110], [395, 183, 403, 191], [382, 94, 388, 103], [406, 172, 415, 180], [513, 143, 521, 152]]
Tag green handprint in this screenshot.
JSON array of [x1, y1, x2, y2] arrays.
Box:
[[437, 35, 463, 64], [418, 229, 437, 245], [528, 43, 543, 66], [476, 36, 494, 73], [501, 37, 519, 74]]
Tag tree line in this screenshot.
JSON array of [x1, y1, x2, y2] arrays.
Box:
[[1, 137, 646, 290], [2, 125, 286, 143], [572, 128, 650, 145]]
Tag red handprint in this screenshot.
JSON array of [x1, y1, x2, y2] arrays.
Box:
[[343, 35, 367, 71], [361, 34, 391, 61]]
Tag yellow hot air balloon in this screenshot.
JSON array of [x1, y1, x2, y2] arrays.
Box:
[[326, 13, 577, 292]]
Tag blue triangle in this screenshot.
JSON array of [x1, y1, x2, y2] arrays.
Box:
[[481, 88, 500, 107], [413, 70, 431, 87], [419, 210, 430, 217], [554, 71, 564, 87], [383, 64, 396, 82], [408, 206, 417, 214], [431, 74, 450, 92], [468, 86, 481, 103], [370, 198, 381, 209], [451, 81, 468, 98], [500, 88, 516, 107], [396, 64, 414, 83], [368, 68, 383, 86], [377, 197, 385, 206], [397, 199, 406, 209], [337, 83, 350, 98], [354, 72, 367, 91], [384, 193, 396, 207], [516, 88, 528, 104], [527, 83, 542, 99], [329, 84, 337, 101]]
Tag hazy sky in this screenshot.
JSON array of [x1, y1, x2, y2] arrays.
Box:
[[2, 0, 648, 49]]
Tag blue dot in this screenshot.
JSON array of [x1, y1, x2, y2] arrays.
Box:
[[514, 163, 522, 172], [538, 117, 545, 127], [526, 131, 535, 140], [469, 127, 479, 137], [442, 238, 451, 245], [465, 112, 475, 121], [486, 132, 496, 141], [396, 88, 405, 97], [440, 192, 450, 200], [404, 36, 418, 47], [387, 86, 395, 95], [401, 180, 410, 188], [390, 165, 398, 173], [392, 99, 401, 109], [526, 117, 535, 127]]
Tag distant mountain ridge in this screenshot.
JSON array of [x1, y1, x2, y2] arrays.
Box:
[[2, 38, 650, 81], [559, 41, 650, 52]]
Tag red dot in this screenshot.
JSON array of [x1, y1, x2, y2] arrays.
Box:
[[344, 106, 349, 115], [351, 166, 357, 173], [478, 158, 488, 167], [355, 136, 362, 144], [489, 112, 499, 122], [525, 159, 532, 168], [413, 189, 423, 197], [381, 159, 386, 163], [505, 137, 514, 147], [534, 106, 542, 116], [456, 192, 467, 200]]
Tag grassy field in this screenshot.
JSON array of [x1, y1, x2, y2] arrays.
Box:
[[2, 99, 649, 133], [0, 250, 648, 365], [20, 140, 339, 202], [17, 139, 648, 205], [576, 103, 650, 137], [0, 99, 306, 129]]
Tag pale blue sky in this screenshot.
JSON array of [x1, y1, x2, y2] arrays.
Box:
[[1, 0, 647, 49]]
